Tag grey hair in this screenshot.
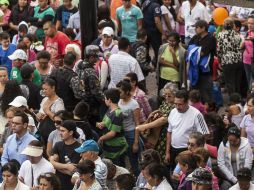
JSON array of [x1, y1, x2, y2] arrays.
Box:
[[163, 82, 178, 94]]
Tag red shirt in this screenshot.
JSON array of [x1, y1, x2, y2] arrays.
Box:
[[45, 31, 71, 65]]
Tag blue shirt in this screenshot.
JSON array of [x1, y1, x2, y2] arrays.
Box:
[[116, 5, 143, 42], [0, 44, 16, 77], [1, 132, 36, 165]]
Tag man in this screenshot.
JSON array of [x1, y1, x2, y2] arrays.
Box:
[[50, 52, 83, 111], [75, 45, 104, 122], [72, 140, 108, 189], [9, 95, 28, 111], [19, 140, 55, 188], [67, 10, 80, 40], [43, 17, 71, 67], [142, 0, 163, 65], [188, 20, 216, 103], [49, 120, 81, 190], [9, 49, 41, 86], [116, 0, 143, 43], [1, 112, 36, 165], [102, 158, 129, 190], [108, 37, 144, 88], [55, 0, 78, 31], [178, 0, 210, 45], [165, 90, 209, 170], [20, 63, 43, 110]]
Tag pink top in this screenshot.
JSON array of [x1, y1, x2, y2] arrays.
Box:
[[243, 31, 254, 64], [3, 9, 11, 24], [206, 166, 219, 190]]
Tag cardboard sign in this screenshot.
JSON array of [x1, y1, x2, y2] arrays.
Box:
[[212, 0, 254, 8]]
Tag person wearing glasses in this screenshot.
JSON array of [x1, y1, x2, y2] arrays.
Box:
[[0, 161, 30, 190], [157, 32, 186, 92], [37, 172, 61, 190], [218, 126, 253, 190], [1, 112, 36, 166], [73, 159, 102, 190], [165, 90, 209, 171]]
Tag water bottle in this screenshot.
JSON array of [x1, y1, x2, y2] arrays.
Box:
[[64, 156, 71, 164]]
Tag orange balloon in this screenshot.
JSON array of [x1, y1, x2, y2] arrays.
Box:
[[212, 8, 229, 26]]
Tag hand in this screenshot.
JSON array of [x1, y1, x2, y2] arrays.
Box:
[[96, 122, 104, 129], [169, 46, 175, 53], [165, 152, 170, 163], [223, 115, 230, 126], [136, 125, 146, 132], [66, 163, 76, 173], [132, 143, 139, 153], [43, 100, 53, 114], [36, 112, 46, 120], [98, 137, 104, 146]]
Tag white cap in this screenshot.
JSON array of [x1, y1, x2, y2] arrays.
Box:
[[21, 145, 43, 157], [8, 49, 27, 61], [102, 27, 114, 36], [9, 96, 28, 108], [28, 116, 35, 127]]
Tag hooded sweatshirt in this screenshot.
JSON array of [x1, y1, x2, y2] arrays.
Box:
[[12, 21, 28, 45], [218, 137, 253, 183]]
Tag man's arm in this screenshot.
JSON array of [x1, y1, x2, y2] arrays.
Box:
[[49, 154, 76, 175]]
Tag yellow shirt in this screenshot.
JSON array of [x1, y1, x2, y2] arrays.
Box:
[[160, 46, 179, 82]]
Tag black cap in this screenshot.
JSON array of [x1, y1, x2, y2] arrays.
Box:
[[20, 63, 35, 79], [62, 120, 80, 139]]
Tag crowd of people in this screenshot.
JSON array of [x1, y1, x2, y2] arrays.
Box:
[[0, 0, 253, 189]]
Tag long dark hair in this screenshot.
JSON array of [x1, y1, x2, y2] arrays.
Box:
[[1, 80, 23, 113]]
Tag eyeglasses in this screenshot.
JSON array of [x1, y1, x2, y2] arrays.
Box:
[[54, 120, 62, 125], [40, 173, 52, 178], [187, 142, 196, 147]]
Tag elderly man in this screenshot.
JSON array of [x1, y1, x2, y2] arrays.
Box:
[[19, 140, 55, 188], [72, 140, 108, 189]]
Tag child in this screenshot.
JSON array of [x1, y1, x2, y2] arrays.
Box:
[[177, 150, 201, 190], [0, 32, 16, 77], [131, 29, 153, 78], [97, 88, 128, 167], [189, 89, 207, 114], [194, 147, 219, 190], [12, 21, 28, 45]]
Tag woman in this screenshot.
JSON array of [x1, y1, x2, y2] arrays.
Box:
[[37, 78, 64, 144], [241, 96, 254, 151], [136, 82, 177, 162], [73, 159, 102, 190], [65, 44, 82, 72], [177, 150, 201, 190], [0, 67, 8, 99], [217, 18, 242, 94], [157, 32, 186, 91], [143, 163, 173, 190], [117, 80, 141, 177], [218, 126, 253, 190], [0, 80, 22, 114], [9, 0, 33, 36], [34, 50, 53, 82], [37, 172, 61, 190], [0, 161, 30, 190], [17, 41, 36, 62], [47, 110, 85, 157], [161, 0, 177, 37], [125, 72, 151, 124]]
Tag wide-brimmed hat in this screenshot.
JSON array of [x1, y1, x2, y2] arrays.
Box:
[[21, 145, 43, 157]]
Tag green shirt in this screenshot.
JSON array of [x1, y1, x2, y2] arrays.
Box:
[[10, 67, 42, 86], [102, 108, 128, 159]]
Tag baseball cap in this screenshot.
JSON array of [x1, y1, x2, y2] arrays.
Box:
[[0, 0, 9, 5], [21, 145, 43, 157], [8, 49, 27, 61], [187, 168, 212, 185], [62, 120, 80, 139], [9, 96, 28, 108], [75, 140, 99, 153], [20, 63, 35, 79], [85, 45, 100, 56], [102, 27, 114, 36]]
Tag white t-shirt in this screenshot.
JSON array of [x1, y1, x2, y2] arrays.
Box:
[[181, 1, 210, 38], [229, 182, 254, 190], [152, 178, 173, 190], [19, 157, 55, 187], [118, 98, 140, 131], [161, 5, 176, 32], [167, 106, 209, 148]]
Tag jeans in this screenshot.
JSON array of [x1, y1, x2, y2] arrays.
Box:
[[244, 63, 253, 91], [124, 130, 143, 177]]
